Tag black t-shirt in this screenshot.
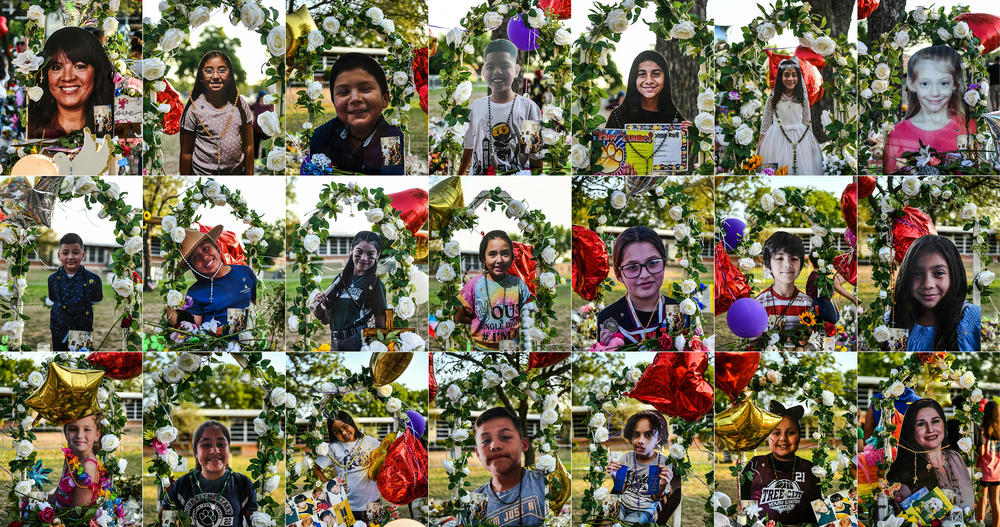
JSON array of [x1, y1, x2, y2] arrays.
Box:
[[310, 116, 404, 174], [597, 295, 680, 346], [164, 470, 257, 527], [988, 63, 1000, 85], [740, 455, 821, 526]]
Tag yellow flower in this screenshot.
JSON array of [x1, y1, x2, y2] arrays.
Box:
[[143, 211, 151, 221], [798, 311, 816, 326], [313, 344, 331, 351], [775, 165, 788, 175]]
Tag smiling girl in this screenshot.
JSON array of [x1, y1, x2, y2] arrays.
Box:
[[884, 46, 976, 174], [312, 231, 387, 351], [177, 226, 257, 331], [51, 414, 110, 508], [310, 53, 404, 174], [326, 411, 382, 522], [891, 235, 980, 351], [28, 27, 113, 139], [180, 51, 254, 175], [455, 230, 535, 350], [758, 57, 822, 175]]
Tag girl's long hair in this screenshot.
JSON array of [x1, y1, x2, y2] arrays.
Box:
[[904, 45, 965, 120], [771, 58, 806, 103], [985, 400, 1000, 441], [330, 231, 382, 299], [619, 50, 683, 123], [892, 235, 967, 350], [886, 398, 948, 492], [180, 50, 249, 126]]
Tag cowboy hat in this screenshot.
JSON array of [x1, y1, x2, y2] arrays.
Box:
[[178, 225, 224, 272]]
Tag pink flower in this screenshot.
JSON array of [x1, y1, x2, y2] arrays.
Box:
[[38, 507, 55, 524], [152, 439, 168, 455]]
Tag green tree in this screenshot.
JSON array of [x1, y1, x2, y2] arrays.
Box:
[[142, 176, 184, 291], [0, 355, 39, 386], [716, 180, 846, 229], [295, 0, 427, 51], [144, 353, 266, 409], [169, 27, 248, 95], [508, 224, 571, 262]]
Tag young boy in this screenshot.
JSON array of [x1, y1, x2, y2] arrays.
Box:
[[754, 231, 814, 330], [48, 233, 103, 351], [459, 39, 543, 175], [606, 410, 680, 524], [472, 407, 547, 526]]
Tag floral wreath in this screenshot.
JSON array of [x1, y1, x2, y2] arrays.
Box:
[[1, 353, 136, 526], [713, 354, 857, 525], [432, 354, 568, 526], [140, 0, 286, 174], [145, 352, 284, 527], [727, 186, 843, 350], [432, 187, 562, 350], [715, 0, 858, 175], [857, 352, 983, 525], [13, 0, 139, 162], [284, 356, 418, 524], [289, 5, 417, 174], [574, 178, 711, 351], [287, 182, 423, 352], [431, 0, 572, 174], [0, 176, 142, 351], [858, 5, 993, 174], [570, 0, 715, 174], [861, 176, 993, 351], [581, 360, 713, 526], [143, 178, 272, 351]]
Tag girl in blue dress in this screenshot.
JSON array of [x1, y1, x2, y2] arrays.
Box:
[[891, 234, 980, 351]]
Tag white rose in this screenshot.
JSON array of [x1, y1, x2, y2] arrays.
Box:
[[123, 235, 143, 255], [399, 332, 425, 352], [871, 79, 889, 94], [821, 390, 835, 406], [679, 298, 697, 315], [177, 353, 201, 373], [112, 277, 133, 297], [593, 486, 610, 502], [540, 272, 557, 290], [756, 22, 776, 41], [28, 371, 44, 387], [884, 380, 905, 398], [396, 296, 416, 319], [669, 443, 685, 459], [323, 16, 340, 34], [161, 215, 177, 234], [954, 21, 971, 39], [735, 123, 754, 145], [977, 271, 995, 288], [26, 5, 44, 22], [873, 325, 893, 344], [811, 465, 827, 478], [239, 2, 265, 30], [162, 367, 185, 384], [958, 437, 973, 452], [27, 86, 43, 102], [436, 264, 457, 282], [593, 426, 609, 443], [436, 320, 455, 339], [307, 29, 324, 52], [570, 143, 590, 169], [960, 202, 978, 220], [452, 81, 473, 104], [610, 190, 627, 209], [392, 71, 408, 87], [861, 88, 873, 99], [101, 434, 120, 452], [288, 314, 300, 333], [694, 112, 714, 135], [446, 384, 462, 402], [245, 227, 264, 244], [160, 28, 185, 53], [669, 20, 696, 39], [959, 371, 976, 389], [269, 387, 287, 407], [525, 8, 545, 28], [266, 26, 286, 57], [306, 80, 323, 101], [589, 413, 606, 429], [506, 199, 526, 218], [442, 240, 462, 259], [694, 91, 715, 115], [451, 428, 469, 442], [363, 208, 386, 225], [738, 257, 755, 271], [912, 8, 929, 23], [878, 246, 892, 262], [257, 110, 280, 137], [264, 474, 280, 493], [483, 11, 503, 31], [250, 512, 273, 527], [15, 440, 33, 458], [554, 28, 572, 46], [964, 90, 981, 107], [156, 425, 178, 444], [188, 6, 210, 27], [745, 241, 762, 257], [535, 453, 557, 473], [303, 234, 321, 253], [166, 289, 185, 308], [139, 58, 167, 82], [606, 9, 629, 33], [810, 235, 823, 248], [902, 176, 921, 196], [385, 397, 402, 413], [365, 6, 384, 23], [811, 36, 836, 56], [893, 30, 910, 49], [540, 408, 558, 427], [381, 222, 398, 240], [14, 480, 32, 496], [937, 27, 952, 41]]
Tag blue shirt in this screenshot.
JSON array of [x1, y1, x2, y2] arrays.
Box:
[[310, 116, 404, 174], [473, 469, 547, 526], [185, 265, 257, 327], [900, 302, 981, 351], [48, 266, 103, 330]]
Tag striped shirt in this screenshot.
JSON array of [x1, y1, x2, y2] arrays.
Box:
[[755, 286, 814, 330]]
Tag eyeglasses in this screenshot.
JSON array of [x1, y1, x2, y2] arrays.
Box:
[[618, 258, 665, 279]]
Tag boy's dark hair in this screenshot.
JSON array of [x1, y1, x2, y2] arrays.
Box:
[[319, 511, 332, 520], [762, 231, 805, 268], [328, 52, 389, 100], [475, 406, 522, 436], [484, 39, 519, 62], [326, 410, 362, 442], [60, 233, 85, 249], [479, 230, 514, 263], [624, 410, 668, 445]]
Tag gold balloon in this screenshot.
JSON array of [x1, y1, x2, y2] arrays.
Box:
[[367, 431, 397, 480], [25, 363, 104, 425], [715, 399, 783, 452], [429, 177, 464, 233], [546, 455, 571, 512], [286, 5, 319, 59], [370, 352, 413, 386]]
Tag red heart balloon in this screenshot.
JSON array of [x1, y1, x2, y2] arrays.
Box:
[[411, 47, 429, 114], [766, 49, 825, 107], [528, 352, 570, 370], [627, 352, 714, 422], [892, 207, 937, 263], [538, 0, 571, 19], [834, 249, 857, 286], [793, 45, 826, 70], [428, 353, 437, 402], [572, 225, 610, 301], [0, 16, 9, 37], [858, 0, 879, 19], [716, 352, 761, 401], [376, 429, 428, 505], [841, 182, 858, 233], [956, 13, 1000, 54], [714, 242, 751, 315], [86, 352, 142, 380], [510, 241, 538, 296], [388, 188, 429, 234], [858, 176, 876, 199]]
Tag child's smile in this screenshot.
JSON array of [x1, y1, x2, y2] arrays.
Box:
[[59, 243, 84, 274], [911, 251, 950, 309], [333, 69, 389, 136], [483, 238, 513, 280], [909, 62, 955, 115], [65, 415, 100, 458]]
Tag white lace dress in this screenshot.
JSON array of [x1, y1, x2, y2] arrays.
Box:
[[758, 95, 823, 175]]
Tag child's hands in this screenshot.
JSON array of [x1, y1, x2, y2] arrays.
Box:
[[606, 460, 623, 476], [656, 464, 674, 497], [598, 326, 615, 345], [314, 292, 328, 306], [620, 163, 637, 175]]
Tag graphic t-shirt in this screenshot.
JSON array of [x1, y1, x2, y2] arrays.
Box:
[[740, 454, 821, 526], [473, 469, 547, 526], [164, 470, 257, 527], [463, 95, 542, 174], [459, 274, 535, 350], [616, 451, 664, 518], [180, 94, 253, 174], [328, 435, 381, 513], [186, 264, 257, 327]]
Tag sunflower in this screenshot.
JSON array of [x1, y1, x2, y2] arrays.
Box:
[[313, 343, 331, 351], [798, 311, 816, 326], [775, 165, 788, 175], [740, 155, 762, 172], [143, 211, 151, 221]]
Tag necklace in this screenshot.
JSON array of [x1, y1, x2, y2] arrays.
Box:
[[347, 275, 365, 300], [769, 453, 797, 504], [191, 468, 232, 526], [774, 97, 810, 173], [630, 451, 662, 511], [626, 294, 662, 334], [624, 131, 668, 175], [191, 102, 234, 176], [485, 94, 517, 173], [488, 468, 524, 525], [329, 436, 366, 492], [768, 287, 800, 331]]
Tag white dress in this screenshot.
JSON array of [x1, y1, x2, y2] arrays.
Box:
[[758, 95, 823, 175]]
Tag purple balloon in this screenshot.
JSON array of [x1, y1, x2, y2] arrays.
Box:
[[727, 297, 768, 339], [844, 229, 857, 248], [721, 218, 747, 251], [405, 409, 426, 438], [506, 14, 540, 51]]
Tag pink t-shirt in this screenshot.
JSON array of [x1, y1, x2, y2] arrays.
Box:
[[883, 113, 976, 173], [979, 436, 1000, 482]]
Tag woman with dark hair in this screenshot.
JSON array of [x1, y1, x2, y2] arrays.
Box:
[[313, 231, 387, 350], [596, 226, 679, 348], [163, 420, 258, 527], [310, 52, 404, 174], [605, 409, 680, 523], [757, 57, 822, 174], [28, 27, 114, 139], [740, 401, 822, 525], [890, 235, 980, 351], [180, 50, 254, 175], [887, 398, 973, 509], [326, 411, 381, 522]]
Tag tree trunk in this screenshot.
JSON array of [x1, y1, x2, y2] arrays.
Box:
[[656, 0, 706, 121], [805, 0, 854, 143], [866, 0, 907, 44]]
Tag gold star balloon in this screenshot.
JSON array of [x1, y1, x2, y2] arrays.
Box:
[[25, 363, 104, 425], [370, 352, 413, 386], [715, 398, 783, 452]]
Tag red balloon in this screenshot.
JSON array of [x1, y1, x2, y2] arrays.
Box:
[[428, 353, 437, 402], [86, 352, 142, 380], [388, 188, 429, 234], [793, 45, 826, 70], [858, 176, 876, 199], [412, 47, 429, 114], [834, 249, 857, 286], [156, 80, 183, 136], [955, 13, 1000, 54], [376, 429, 428, 505], [714, 242, 751, 315], [766, 49, 824, 107], [197, 223, 245, 265], [572, 225, 610, 301], [858, 0, 879, 20], [841, 182, 858, 233], [0, 16, 8, 37], [892, 207, 937, 263], [538, 0, 571, 19], [509, 241, 538, 297], [627, 352, 714, 422], [527, 352, 570, 370], [716, 352, 760, 401]]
